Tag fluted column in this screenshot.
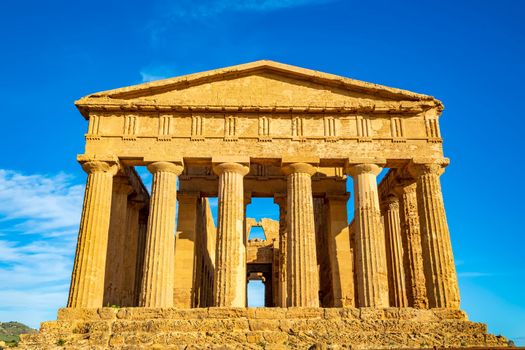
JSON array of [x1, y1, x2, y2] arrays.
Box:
[[382, 195, 408, 307], [326, 194, 355, 307], [394, 182, 428, 308], [173, 192, 199, 308], [282, 162, 319, 307], [104, 176, 133, 307], [409, 162, 460, 309], [274, 194, 288, 307], [68, 160, 118, 308], [134, 207, 148, 306], [121, 198, 145, 306], [213, 162, 249, 307], [347, 163, 389, 307], [139, 161, 183, 307]]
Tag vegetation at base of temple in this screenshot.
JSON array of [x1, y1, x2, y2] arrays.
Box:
[[0, 322, 36, 348]]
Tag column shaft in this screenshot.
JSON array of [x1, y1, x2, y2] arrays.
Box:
[[326, 195, 355, 307], [274, 194, 288, 307], [173, 192, 199, 307], [396, 183, 428, 308], [382, 195, 408, 307], [120, 200, 142, 306], [348, 163, 389, 307], [139, 162, 183, 307], [411, 163, 460, 308], [133, 208, 148, 306], [284, 163, 319, 307], [68, 161, 117, 308], [213, 162, 249, 307], [104, 177, 133, 307]]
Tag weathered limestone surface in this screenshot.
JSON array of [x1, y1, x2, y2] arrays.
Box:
[[283, 162, 320, 307], [104, 176, 133, 307], [348, 164, 389, 308], [409, 162, 460, 309], [18, 307, 510, 350], [139, 162, 183, 308], [382, 195, 408, 307], [133, 208, 148, 306], [120, 199, 143, 307], [173, 192, 199, 308], [394, 182, 428, 309], [274, 194, 288, 308], [68, 161, 118, 308], [326, 195, 354, 307], [213, 162, 250, 307]]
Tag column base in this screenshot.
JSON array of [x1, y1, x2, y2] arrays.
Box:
[[19, 307, 510, 349]]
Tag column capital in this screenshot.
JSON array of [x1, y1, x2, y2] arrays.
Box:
[[346, 163, 382, 177], [383, 194, 400, 211], [282, 162, 317, 176], [408, 162, 446, 177], [212, 162, 250, 176], [81, 160, 119, 175], [147, 161, 184, 175]]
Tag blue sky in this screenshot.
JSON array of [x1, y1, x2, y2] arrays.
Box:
[[0, 0, 524, 344]]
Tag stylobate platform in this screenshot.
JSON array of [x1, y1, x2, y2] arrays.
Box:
[[18, 307, 510, 349]]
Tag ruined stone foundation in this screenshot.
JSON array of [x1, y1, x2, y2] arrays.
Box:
[[19, 307, 508, 350]]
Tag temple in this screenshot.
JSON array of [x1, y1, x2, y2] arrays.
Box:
[[19, 61, 510, 349]]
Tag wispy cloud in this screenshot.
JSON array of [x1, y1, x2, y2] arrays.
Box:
[[146, 0, 337, 47], [0, 170, 83, 237], [0, 169, 84, 328], [140, 71, 168, 83], [164, 0, 337, 18]]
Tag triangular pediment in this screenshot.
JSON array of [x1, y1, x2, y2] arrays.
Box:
[[76, 60, 441, 117]]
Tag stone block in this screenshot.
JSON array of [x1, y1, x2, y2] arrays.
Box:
[[359, 308, 384, 320], [485, 333, 511, 346], [208, 307, 248, 318], [323, 308, 359, 320], [286, 307, 324, 319], [248, 319, 280, 331], [57, 307, 102, 321], [444, 332, 487, 347], [432, 308, 467, 320], [98, 307, 119, 320], [253, 307, 287, 319]]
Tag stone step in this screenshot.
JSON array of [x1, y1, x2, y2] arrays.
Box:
[[16, 307, 510, 350]]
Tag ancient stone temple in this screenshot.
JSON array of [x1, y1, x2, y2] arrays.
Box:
[[20, 61, 510, 349]]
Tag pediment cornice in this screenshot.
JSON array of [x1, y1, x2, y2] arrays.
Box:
[[75, 60, 443, 119]]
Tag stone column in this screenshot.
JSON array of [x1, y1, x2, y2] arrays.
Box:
[[104, 176, 133, 307], [409, 162, 460, 309], [394, 182, 428, 308], [274, 194, 287, 307], [282, 163, 320, 307], [139, 161, 183, 307], [120, 197, 145, 307], [173, 192, 199, 308], [68, 160, 118, 308], [326, 194, 355, 307], [213, 162, 250, 307], [133, 207, 148, 306], [347, 163, 389, 307], [382, 195, 408, 307]]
